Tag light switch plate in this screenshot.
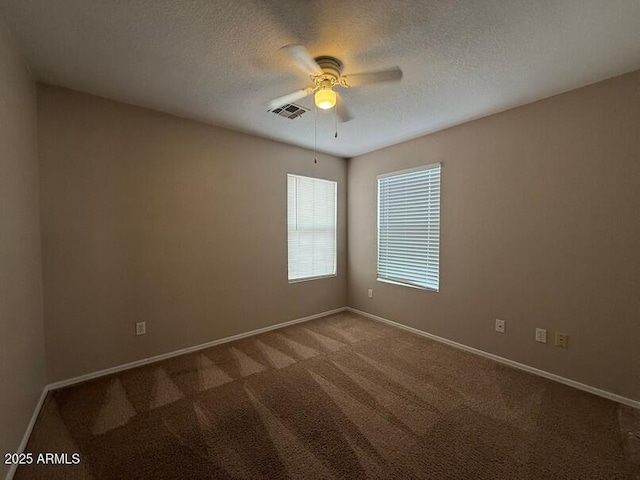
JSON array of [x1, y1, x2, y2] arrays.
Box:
[[555, 332, 568, 348]]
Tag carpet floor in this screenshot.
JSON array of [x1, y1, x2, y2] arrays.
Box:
[[16, 311, 639, 479]]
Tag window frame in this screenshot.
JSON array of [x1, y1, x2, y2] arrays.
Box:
[[287, 173, 338, 283], [376, 162, 441, 292]]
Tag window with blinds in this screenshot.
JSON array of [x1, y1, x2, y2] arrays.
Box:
[[287, 174, 337, 282], [377, 163, 441, 291]]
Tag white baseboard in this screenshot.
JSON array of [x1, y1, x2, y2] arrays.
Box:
[[6, 307, 346, 480], [6, 386, 50, 480], [10, 304, 635, 480], [347, 307, 640, 410], [48, 307, 346, 391]]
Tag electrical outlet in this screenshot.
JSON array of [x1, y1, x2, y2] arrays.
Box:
[[136, 321, 146, 336], [367, 288, 373, 298], [555, 332, 568, 348], [535, 328, 547, 343], [495, 319, 505, 333]]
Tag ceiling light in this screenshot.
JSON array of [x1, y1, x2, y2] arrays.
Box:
[[315, 87, 336, 110]]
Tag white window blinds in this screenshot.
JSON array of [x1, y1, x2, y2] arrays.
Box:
[[287, 174, 337, 282], [377, 164, 441, 291]]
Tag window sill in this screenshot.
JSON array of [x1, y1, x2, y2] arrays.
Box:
[[376, 277, 438, 292], [289, 274, 337, 284]]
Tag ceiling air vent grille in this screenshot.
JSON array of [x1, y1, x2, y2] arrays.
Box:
[[269, 103, 309, 120]]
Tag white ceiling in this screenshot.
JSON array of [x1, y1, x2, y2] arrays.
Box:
[[1, 0, 639, 158]]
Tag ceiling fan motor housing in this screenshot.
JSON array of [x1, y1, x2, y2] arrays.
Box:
[[314, 56, 343, 82]]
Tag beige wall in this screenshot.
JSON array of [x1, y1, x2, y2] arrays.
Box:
[[0, 22, 46, 478], [37, 85, 347, 383], [348, 71, 640, 401]]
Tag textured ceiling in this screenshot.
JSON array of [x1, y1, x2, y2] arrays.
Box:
[[1, 0, 639, 158]]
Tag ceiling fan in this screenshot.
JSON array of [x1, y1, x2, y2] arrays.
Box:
[[269, 44, 403, 122]]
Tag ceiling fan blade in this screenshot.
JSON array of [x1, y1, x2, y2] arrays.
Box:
[[342, 67, 403, 87], [336, 93, 354, 122], [281, 44, 324, 76], [268, 88, 313, 110]]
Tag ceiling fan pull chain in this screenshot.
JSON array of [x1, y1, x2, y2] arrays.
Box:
[[334, 107, 338, 138], [314, 104, 318, 164]]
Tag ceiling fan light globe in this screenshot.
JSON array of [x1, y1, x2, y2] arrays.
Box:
[[315, 89, 336, 110]]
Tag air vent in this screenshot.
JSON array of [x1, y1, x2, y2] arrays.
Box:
[[269, 103, 309, 120]]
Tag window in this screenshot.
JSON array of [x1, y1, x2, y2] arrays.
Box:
[[287, 174, 337, 282], [377, 163, 441, 291]]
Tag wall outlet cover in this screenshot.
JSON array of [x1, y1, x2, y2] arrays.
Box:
[[495, 319, 506, 333], [136, 321, 146, 336], [535, 328, 547, 343]]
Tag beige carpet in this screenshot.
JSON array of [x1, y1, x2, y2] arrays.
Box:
[[16, 312, 639, 479]]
